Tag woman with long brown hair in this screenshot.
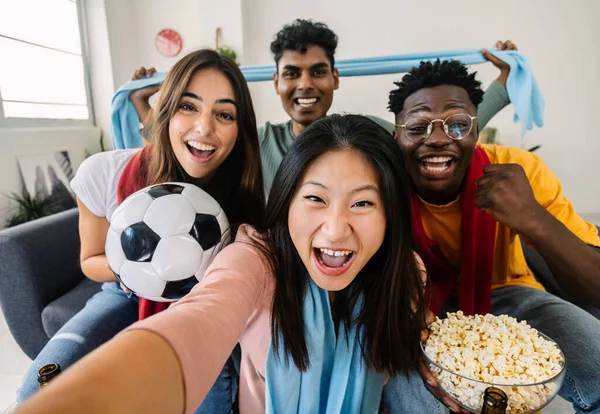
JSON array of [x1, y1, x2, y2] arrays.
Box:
[[18, 49, 265, 414]]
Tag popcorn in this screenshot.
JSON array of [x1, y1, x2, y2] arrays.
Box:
[[424, 312, 564, 414]]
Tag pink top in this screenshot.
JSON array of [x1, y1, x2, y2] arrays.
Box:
[[128, 225, 274, 414]]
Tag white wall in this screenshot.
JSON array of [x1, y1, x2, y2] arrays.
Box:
[[0, 126, 101, 226], [242, 0, 600, 213], [84, 0, 115, 149], [104, 0, 244, 88], [6, 0, 593, 227], [103, 0, 138, 90]]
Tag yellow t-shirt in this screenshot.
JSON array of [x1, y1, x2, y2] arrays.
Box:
[[418, 144, 600, 291]]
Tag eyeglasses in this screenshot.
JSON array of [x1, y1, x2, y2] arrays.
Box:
[[396, 114, 477, 144]]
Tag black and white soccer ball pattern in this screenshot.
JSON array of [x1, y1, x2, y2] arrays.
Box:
[[105, 182, 229, 302]]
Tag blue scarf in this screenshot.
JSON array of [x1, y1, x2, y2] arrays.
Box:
[[111, 48, 543, 149], [264, 280, 385, 413], [110, 73, 167, 150]]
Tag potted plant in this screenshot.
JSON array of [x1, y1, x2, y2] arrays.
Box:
[[4, 188, 58, 227], [215, 28, 240, 65]]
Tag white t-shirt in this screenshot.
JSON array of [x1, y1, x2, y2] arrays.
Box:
[[70, 149, 140, 222]]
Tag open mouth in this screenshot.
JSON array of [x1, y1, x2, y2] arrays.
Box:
[[419, 156, 457, 178], [313, 247, 355, 276], [186, 141, 216, 161], [294, 97, 319, 108]]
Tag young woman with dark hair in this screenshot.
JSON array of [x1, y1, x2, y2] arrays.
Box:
[[18, 114, 428, 414]]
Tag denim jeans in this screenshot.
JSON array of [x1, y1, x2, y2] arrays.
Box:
[[18, 282, 237, 414], [383, 286, 600, 414]]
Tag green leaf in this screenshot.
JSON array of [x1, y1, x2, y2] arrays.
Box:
[[216, 46, 240, 66], [3, 187, 58, 227]]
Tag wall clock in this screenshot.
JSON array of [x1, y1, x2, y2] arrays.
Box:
[[156, 29, 183, 57]]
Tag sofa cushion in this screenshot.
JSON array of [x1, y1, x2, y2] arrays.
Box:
[[41, 278, 102, 337]]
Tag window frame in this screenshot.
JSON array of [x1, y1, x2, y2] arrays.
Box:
[[0, 0, 95, 129]]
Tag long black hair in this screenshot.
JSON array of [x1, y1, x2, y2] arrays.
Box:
[[260, 114, 427, 375]]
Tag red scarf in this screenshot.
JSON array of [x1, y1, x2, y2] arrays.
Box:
[[411, 146, 496, 316], [116, 144, 170, 320]]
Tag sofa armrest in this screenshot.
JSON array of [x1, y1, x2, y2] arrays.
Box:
[[0, 208, 87, 359]]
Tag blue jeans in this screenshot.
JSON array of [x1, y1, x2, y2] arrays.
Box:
[[18, 282, 237, 414], [383, 286, 600, 414]]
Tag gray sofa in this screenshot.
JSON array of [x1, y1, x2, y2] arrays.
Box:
[[0, 208, 101, 360]]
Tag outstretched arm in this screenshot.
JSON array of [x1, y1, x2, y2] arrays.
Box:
[[17, 330, 184, 414], [17, 233, 269, 413]]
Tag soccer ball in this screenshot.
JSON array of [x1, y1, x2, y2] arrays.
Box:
[[105, 182, 229, 302]]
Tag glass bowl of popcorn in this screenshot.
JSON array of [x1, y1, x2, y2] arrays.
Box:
[[421, 312, 566, 414]]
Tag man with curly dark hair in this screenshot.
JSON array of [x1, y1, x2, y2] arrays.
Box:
[[258, 20, 516, 195], [383, 59, 600, 414], [269, 19, 339, 130]]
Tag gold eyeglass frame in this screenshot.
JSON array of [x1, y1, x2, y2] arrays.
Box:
[[395, 114, 478, 143]]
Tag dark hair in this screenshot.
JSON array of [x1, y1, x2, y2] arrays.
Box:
[[261, 114, 427, 375], [270, 19, 338, 69], [148, 49, 265, 228], [388, 59, 485, 115]]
